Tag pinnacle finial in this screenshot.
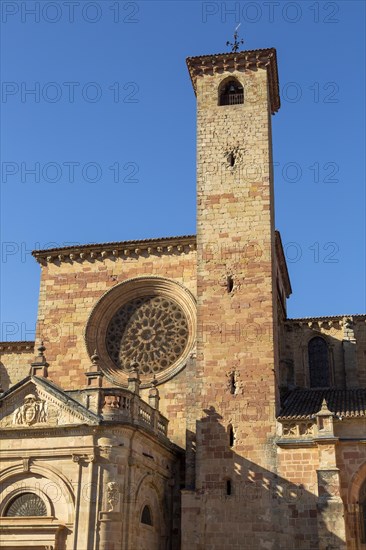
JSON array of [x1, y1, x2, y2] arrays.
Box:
[[148, 375, 160, 410], [30, 339, 48, 378], [129, 362, 139, 374], [226, 23, 244, 53], [38, 340, 46, 356]]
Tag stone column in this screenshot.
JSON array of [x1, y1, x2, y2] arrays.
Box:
[[127, 364, 141, 395], [97, 442, 122, 550], [71, 453, 96, 550], [148, 376, 160, 410]]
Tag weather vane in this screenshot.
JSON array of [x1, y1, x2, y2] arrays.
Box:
[[226, 23, 244, 52]]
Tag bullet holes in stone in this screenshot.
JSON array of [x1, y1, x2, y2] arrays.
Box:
[[223, 145, 242, 170], [227, 275, 234, 294]]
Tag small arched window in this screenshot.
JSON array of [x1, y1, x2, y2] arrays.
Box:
[[141, 505, 153, 526], [4, 493, 47, 517], [219, 79, 244, 106], [308, 336, 330, 388]]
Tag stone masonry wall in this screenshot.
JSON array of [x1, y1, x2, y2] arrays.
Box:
[[282, 316, 366, 389], [0, 343, 34, 391], [34, 249, 196, 449], [182, 65, 282, 549]]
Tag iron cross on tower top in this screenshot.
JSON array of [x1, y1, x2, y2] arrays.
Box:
[[226, 24, 244, 52]]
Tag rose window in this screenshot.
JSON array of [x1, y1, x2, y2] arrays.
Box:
[[105, 295, 189, 375]]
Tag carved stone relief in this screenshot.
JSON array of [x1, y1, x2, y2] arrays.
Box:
[[13, 394, 47, 426], [107, 481, 120, 512]]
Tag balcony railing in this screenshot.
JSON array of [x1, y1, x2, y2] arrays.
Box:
[[67, 387, 169, 438], [220, 93, 244, 106]]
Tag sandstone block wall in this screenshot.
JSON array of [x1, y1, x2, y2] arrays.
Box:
[[182, 64, 283, 548], [25, 249, 195, 448], [281, 316, 366, 390], [0, 425, 180, 550], [0, 342, 34, 391]]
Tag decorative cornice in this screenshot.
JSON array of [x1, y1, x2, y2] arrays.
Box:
[[32, 235, 196, 265], [186, 48, 280, 114], [286, 314, 365, 329], [0, 341, 34, 353]]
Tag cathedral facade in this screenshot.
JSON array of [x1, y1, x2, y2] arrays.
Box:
[[0, 46, 365, 550]]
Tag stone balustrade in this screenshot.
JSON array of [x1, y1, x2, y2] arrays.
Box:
[[67, 387, 168, 438]]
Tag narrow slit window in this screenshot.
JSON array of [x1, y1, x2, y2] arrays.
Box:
[[226, 479, 232, 496], [227, 275, 234, 293], [228, 424, 235, 447]]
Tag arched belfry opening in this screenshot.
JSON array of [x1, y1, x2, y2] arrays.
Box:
[[218, 78, 244, 106]]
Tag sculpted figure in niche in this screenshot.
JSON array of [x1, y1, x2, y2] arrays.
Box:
[[107, 481, 119, 511]]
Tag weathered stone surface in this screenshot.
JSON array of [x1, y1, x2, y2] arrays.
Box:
[[0, 46, 365, 550]]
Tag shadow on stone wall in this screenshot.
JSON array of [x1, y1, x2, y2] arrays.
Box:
[[183, 405, 346, 550]]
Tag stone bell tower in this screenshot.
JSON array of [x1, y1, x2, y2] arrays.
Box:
[[183, 48, 282, 548]]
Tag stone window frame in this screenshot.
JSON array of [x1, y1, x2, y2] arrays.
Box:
[[140, 504, 153, 527], [302, 333, 335, 388], [84, 276, 196, 388], [0, 487, 52, 518], [308, 335, 331, 388], [223, 476, 233, 497]]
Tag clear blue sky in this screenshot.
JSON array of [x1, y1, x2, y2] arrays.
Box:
[[1, 0, 365, 341]]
